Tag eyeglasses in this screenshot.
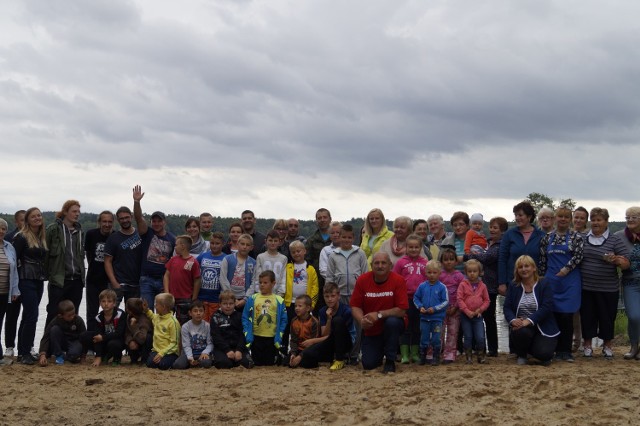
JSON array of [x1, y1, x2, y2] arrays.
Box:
[[626, 216, 640, 221]]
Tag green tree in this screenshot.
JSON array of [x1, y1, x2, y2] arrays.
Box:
[[526, 192, 555, 212]]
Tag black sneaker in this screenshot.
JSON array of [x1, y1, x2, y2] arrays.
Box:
[[382, 360, 396, 374], [21, 354, 36, 365]]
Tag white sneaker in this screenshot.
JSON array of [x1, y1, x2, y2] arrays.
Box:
[[602, 346, 614, 359], [30, 347, 38, 358], [583, 347, 593, 358], [4, 347, 14, 357]]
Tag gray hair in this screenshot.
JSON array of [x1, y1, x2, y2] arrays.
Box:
[[537, 207, 554, 219], [427, 214, 444, 224], [0, 218, 7, 230]]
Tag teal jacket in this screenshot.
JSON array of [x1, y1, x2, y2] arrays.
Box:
[[241, 293, 287, 348], [45, 219, 85, 289]]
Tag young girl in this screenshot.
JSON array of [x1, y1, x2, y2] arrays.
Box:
[[439, 248, 465, 363], [457, 260, 490, 364], [223, 222, 243, 254], [393, 234, 428, 363], [124, 298, 153, 365]]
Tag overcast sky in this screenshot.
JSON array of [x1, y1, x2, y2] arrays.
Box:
[[1, 0, 638, 224]]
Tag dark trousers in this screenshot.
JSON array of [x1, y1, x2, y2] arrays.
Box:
[[361, 316, 404, 370], [400, 298, 420, 346], [49, 325, 83, 361], [128, 334, 153, 364], [483, 293, 498, 353], [213, 348, 253, 369], [251, 335, 278, 366], [80, 331, 125, 362], [175, 298, 192, 326], [17, 279, 44, 357], [85, 280, 108, 332], [511, 326, 557, 362], [113, 284, 140, 309], [300, 316, 353, 368], [3, 297, 20, 349], [146, 351, 178, 370], [580, 290, 618, 341], [0, 297, 8, 358], [554, 312, 575, 353], [45, 278, 84, 327]]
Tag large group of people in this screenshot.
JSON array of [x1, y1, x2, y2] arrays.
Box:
[[0, 188, 638, 373]]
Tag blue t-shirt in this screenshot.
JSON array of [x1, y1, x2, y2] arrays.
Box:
[[197, 251, 226, 303], [319, 302, 356, 343]]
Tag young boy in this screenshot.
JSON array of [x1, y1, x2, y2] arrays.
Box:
[[326, 224, 368, 363], [220, 234, 256, 311], [197, 232, 226, 320], [81, 289, 127, 367], [145, 293, 181, 370], [199, 212, 215, 241], [248, 230, 288, 298], [242, 270, 287, 366], [393, 233, 428, 364], [299, 282, 355, 370], [281, 240, 319, 358], [124, 297, 153, 365], [38, 300, 86, 366], [464, 213, 487, 254], [413, 261, 449, 366], [173, 300, 213, 369], [210, 290, 253, 369], [164, 235, 201, 325], [318, 221, 342, 280], [288, 295, 320, 368]]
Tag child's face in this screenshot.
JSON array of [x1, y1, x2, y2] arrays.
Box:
[[294, 300, 311, 318], [189, 306, 205, 323], [175, 241, 187, 255], [323, 290, 340, 310], [471, 221, 483, 232], [200, 216, 213, 232], [452, 220, 469, 237], [442, 255, 457, 272], [406, 240, 422, 259], [259, 276, 276, 295], [329, 226, 342, 244], [291, 246, 306, 263], [266, 237, 280, 252], [466, 265, 481, 282], [60, 310, 76, 322], [156, 301, 169, 315], [426, 267, 441, 283], [220, 299, 235, 316], [339, 231, 354, 250], [229, 226, 243, 243], [209, 238, 224, 255], [100, 297, 116, 313], [237, 239, 253, 256]]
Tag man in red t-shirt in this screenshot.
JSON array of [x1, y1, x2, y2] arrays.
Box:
[[350, 252, 408, 373]]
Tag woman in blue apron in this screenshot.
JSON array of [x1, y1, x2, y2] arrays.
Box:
[[538, 206, 584, 362]]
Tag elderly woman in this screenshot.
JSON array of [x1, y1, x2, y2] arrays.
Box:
[[580, 207, 630, 358], [498, 201, 545, 296], [504, 255, 559, 365], [464, 216, 508, 356], [0, 219, 20, 365], [538, 206, 584, 362], [537, 207, 555, 234], [426, 214, 452, 260], [379, 216, 426, 265], [616, 207, 640, 360], [360, 208, 393, 266], [12, 207, 48, 365], [184, 217, 209, 256]]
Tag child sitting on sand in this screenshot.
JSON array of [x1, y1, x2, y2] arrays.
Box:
[[81, 289, 127, 367], [210, 290, 254, 369], [288, 295, 320, 368], [124, 298, 153, 365], [145, 293, 181, 370], [38, 300, 86, 366]]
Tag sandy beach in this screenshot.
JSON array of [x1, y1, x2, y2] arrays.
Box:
[[1, 345, 639, 426]]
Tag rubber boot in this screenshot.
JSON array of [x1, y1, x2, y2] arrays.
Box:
[[400, 345, 410, 364], [478, 349, 486, 364], [410, 345, 420, 363], [419, 348, 427, 366], [465, 349, 473, 365], [624, 343, 639, 360]]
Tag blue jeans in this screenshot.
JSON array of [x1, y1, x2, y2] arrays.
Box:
[[140, 276, 164, 311], [419, 320, 442, 352], [623, 279, 640, 345], [17, 279, 44, 356], [460, 314, 486, 351], [361, 316, 404, 370]]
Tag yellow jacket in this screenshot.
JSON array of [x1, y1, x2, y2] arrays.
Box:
[[360, 226, 394, 266], [284, 263, 319, 308]]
